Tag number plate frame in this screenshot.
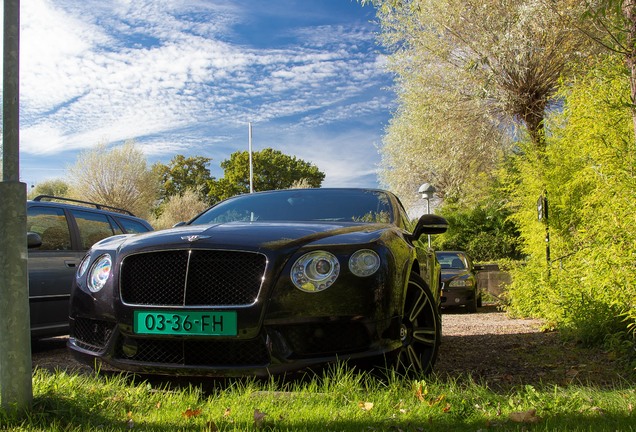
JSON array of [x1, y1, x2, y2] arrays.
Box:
[[134, 310, 238, 336]]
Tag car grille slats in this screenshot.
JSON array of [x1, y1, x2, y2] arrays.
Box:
[[115, 337, 270, 367], [120, 250, 266, 306]]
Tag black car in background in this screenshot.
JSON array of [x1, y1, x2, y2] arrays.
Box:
[[435, 251, 481, 313], [68, 188, 448, 377], [27, 196, 153, 338]]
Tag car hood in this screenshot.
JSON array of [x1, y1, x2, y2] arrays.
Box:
[[440, 269, 472, 281], [96, 221, 394, 255]]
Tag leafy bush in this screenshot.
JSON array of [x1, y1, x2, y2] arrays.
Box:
[[502, 55, 636, 359], [434, 195, 522, 262]]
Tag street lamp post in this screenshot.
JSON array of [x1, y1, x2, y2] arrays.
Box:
[[418, 183, 436, 247]]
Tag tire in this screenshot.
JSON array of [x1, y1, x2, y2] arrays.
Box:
[[393, 273, 441, 375], [467, 292, 478, 313]]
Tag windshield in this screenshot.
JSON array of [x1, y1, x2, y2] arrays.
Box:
[[190, 189, 395, 225], [436, 252, 467, 270]]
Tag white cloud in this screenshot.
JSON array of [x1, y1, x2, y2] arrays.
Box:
[[10, 0, 392, 188]]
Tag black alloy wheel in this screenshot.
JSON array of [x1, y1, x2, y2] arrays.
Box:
[[395, 273, 441, 375]]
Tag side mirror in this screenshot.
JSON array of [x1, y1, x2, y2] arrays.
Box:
[[410, 214, 448, 241], [27, 232, 43, 249]]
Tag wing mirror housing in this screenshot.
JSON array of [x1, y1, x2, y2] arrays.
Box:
[[410, 214, 448, 241], [27, 231, 43, 249]]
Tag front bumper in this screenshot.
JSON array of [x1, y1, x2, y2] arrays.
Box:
[[68, 314, 401, 377], [440, 287, 476, 307]]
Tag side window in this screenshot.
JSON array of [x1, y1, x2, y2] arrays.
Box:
[[27, 206, 72, 251], [115, 217, 151, 234], [70, 209, 117, 249]]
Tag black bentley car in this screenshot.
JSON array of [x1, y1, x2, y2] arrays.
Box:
[[68, 188, 448, 377]]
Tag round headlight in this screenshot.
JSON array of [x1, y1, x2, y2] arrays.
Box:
[[76, 255, 91, 280], [291, 251, 340, 292], [88, 254, 112, 293], [349, 249, 380, 277]]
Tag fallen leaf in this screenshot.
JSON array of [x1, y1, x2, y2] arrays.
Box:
[[428, 394, 446, 407], [254, 409, 267, 428], [206, 420, 219, 432], [358, 401, 374, 411], [182, 408, 202, 418], [442, 403, 451, 413], [155, 401, 161, 409], [509, 409, 541, 424], [415, 384, 425, 402], [223, 407, 231, 417]]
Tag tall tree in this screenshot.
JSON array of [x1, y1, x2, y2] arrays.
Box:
[[581, 0, 636, 141], [153, 155, 214, 203], [208, 148, 325, 202], [67, 141, 158, 218], [368, 0, 594, 207]]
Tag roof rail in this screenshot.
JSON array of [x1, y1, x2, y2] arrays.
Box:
[[32, 195, 135, 216]]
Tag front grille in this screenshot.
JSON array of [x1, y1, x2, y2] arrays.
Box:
[[120, 250, 267, 306], [115, 337, 270, 367], [73, 317, 115, 352]]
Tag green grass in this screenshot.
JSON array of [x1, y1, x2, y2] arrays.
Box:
[[1, 364, 635, 431]]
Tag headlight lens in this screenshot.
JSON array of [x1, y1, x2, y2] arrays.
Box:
[[291, 251, 340, 292], [349, 249, 380, 277], [449, 279, 473, 287], [76, 254, 91, 280], [88, 254, 112, 292]]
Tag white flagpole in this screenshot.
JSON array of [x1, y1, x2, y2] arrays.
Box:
[[248, 122, 254, 193]]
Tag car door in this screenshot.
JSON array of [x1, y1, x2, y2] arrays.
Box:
[[27, 205, 81, 337]]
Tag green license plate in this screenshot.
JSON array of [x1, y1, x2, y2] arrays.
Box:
[[134, 310, 237, 336]]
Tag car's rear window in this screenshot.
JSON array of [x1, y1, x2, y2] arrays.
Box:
[[115, 217, 152, 233], [191, 189, 394, 225]]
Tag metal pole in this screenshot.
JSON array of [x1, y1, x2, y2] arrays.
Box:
[[426, 198, 431, 247], [1, 0, 33, 412], [248, 122, 253, 193]]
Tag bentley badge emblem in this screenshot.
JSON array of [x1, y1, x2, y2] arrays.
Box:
[[181, 235, 210, 242]]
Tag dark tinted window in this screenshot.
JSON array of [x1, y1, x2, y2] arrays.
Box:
[[70, 209, 118, 249], [27, 206, 72, 251], [191, 189, 394, 225], [115, 217, 152, 234]]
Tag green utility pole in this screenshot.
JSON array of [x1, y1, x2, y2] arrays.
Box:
[[0, 0, 33, 413]]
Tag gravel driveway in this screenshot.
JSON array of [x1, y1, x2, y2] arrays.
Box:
[[31, 304, 626, 388]]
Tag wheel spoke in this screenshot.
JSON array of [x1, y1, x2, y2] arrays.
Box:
[[412, 328, 437, 346], [407, 282, 430, 322], [406, 345, 423, 371]]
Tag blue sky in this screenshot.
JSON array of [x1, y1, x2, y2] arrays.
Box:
[[4, 0, 395, 189]]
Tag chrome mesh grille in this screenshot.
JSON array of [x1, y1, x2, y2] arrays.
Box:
[[120, 250, 266, 306]]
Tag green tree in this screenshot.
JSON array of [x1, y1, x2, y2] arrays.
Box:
[[27, 179, 70, 199], [434, 198, 522, 262], [208, 148, 325, 202], [153, 155, 213, 203], [67, 141, 158, 219], [581, 0, 636, 139], [368, 0, 596, 209]]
